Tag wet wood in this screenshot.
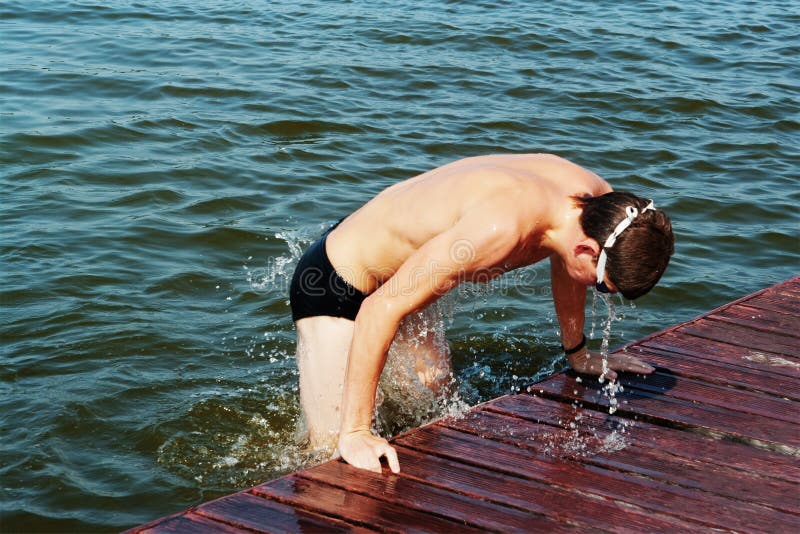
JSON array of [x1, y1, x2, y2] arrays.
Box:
[[391, 444, 698, 531], [532, 371, 800, 449], [640, 331, 800, 379], [487, 393, 800, 484], [622, 343, 800, 399], [137, 512, 248, 533], [196, 492, 369, 533], [676, 319, 798, 356], [296, 456, 576, 533], [252, 475, 485, 533], [710, 303, 800, 337], [395, 424, 799, 533], [128, 275, 800, 533], [444, 407, 798, 514]]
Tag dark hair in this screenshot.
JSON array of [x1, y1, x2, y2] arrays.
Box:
[[573, 192, 674, 299]]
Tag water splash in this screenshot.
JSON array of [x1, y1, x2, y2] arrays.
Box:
[[376, 295, 470, 436], [246, 223, 327, 296], [539, 404, 633, 458], [593, 291, 628, 415]]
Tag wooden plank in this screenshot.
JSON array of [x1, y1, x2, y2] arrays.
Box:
[[443, 407, 799, 514], [252, 474, 485, 533], [195, 491, 368, 533], [744, 283, 800, 317], [531, 372, 800, 450], [623, 343, 800, 400], [710, 303, 800, 338], [487, 394, 800, 484], [298, 458, 576, 533], [625, 277, 795, 350], [614, 369, 797, 424], [389, 444, 699, 532], [676, 318, 798, 357], [395, 424, 799, 532], [639, 331, 800, 378], [135, 512, 248, 533]]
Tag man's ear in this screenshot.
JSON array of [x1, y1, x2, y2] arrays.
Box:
[[574, 238, 601, 258]]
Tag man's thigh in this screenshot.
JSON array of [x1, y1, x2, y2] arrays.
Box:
[[388, 306, 452, 392], [295, 316, 355, 448]]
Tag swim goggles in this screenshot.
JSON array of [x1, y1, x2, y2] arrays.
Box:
[[595, 200, 655, 293]]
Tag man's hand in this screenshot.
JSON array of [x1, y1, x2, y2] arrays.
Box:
[[567, 350, 655, 381], [338, 429, 400, 474]]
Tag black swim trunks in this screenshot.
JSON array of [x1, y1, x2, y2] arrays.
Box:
[[289, 222, 369, 322]]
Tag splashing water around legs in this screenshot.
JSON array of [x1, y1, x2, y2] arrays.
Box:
[[376, 300, 470, 436]]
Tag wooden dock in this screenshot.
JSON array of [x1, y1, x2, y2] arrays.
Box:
[[129, 276, 799, 532]]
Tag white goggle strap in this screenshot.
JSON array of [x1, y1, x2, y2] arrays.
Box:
[[596, 200, 655, 284]]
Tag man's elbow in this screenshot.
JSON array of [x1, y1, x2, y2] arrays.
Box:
[[356, 293, 405, 330]]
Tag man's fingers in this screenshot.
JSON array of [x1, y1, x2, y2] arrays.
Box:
[[383, 445, 400, 474], [354, 453, 382, 473], [612, 354, 655, 374]]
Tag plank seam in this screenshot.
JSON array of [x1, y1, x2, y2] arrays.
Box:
[[625, 345, 800, 400], [186, 510, 263, 533], [529, 387, 800, 457], [388, 444, 675, 532], [634, 339, 800, 380], [637, 335, 800, 378], [464, 408, 800, 515], [616, 275, 799, 353], [676, 320, 798, 358], [293, 468, 543, 533], [396, 428, 737, 531], [245, 485, 383, 533]]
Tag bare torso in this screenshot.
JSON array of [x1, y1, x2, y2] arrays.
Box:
[[326, 153, 611, 293]]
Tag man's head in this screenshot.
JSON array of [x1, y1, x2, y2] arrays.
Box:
[[573, 192, 674, 300]]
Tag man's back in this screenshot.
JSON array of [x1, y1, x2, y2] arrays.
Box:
[[327, 153, 610, 293]]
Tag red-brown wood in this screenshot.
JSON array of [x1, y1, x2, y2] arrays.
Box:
[[395, 424, 799, 532], [443, 407, 798, 513], [531, 372, 799, 449], [196, 492, 369, 533], [487, 394, 800, 484], [623, 343, 800, 399], [710, 303, 800, 338], [389, 445, 698, 532], [640, 331, 800, 379], [128, 276, 800, 533], [297, 457, 577, 532], [253, 474, 485, 533], [135, 512, 248, 533], [676, 319, 798, 356]]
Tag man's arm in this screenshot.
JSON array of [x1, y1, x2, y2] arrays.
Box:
[[549, 254, 587, 355], [338, 212, 517, 473], [549, 254, 654, 379]]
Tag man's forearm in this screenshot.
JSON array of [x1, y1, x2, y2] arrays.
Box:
[[549, 257, 587, 350], [339, 298, 401, 435]]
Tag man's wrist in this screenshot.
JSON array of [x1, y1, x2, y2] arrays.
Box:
[[340, 425, 371, 437], [562, 334, 586, 355]]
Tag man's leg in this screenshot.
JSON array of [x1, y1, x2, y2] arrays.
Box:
[[399, 306, 452, 394], [379, 305, 454, 433], [295, 315, 354, 452]]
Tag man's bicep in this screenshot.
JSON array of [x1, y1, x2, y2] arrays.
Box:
[[374, 234, 465, 315]]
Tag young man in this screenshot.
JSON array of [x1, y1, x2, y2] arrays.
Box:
[[289, 153, 674, 474]]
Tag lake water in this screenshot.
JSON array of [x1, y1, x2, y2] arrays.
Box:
[[1, 0, 798, 530]]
